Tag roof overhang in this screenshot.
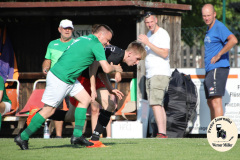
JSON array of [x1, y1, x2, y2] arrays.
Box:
[[0, 1, 191, 17]]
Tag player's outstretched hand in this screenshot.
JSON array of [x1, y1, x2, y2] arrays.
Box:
[[111, 89, 124, 100]]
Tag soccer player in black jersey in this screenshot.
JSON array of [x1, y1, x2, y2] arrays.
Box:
[[86, 41, 146, 147]]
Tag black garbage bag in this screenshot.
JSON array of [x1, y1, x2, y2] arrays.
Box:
[[164, 69, 198, 138]]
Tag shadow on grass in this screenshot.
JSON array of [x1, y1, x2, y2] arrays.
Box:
[[26, 140, 138, 150], [43, 144, 85, 149], [14, 141, 141, 151], [40, 141, 132, 149]]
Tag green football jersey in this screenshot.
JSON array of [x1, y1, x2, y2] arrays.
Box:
[[45, 38, 74, 67], [50, 34, 107, 84], [0, 76, 11, 104]]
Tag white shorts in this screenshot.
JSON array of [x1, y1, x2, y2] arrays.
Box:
[[2, 102, 11, 116], [41, 71, 84, 108]]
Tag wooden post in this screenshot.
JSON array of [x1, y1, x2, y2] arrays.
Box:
[[158, 15, 181, 68], [186, 46, 190, 68], [192, 46, 197, 68], [181, 46, 185, 68], [136, 15, 147, 109]]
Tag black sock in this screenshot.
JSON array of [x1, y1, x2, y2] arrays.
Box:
[[158, 133, 167, 136], [91, 109, 112, 141]]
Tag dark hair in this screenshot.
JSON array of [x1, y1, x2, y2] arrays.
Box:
[[92, 24, 100, 33], [92, 24, 114, 36], [144, 11, 156, 18]]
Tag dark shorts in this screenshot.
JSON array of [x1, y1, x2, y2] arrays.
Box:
[[49, 110, 67, 121], [204, 67, 229, 99]]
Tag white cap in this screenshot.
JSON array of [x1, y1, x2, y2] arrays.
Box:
[[59, 19, 74, 29]]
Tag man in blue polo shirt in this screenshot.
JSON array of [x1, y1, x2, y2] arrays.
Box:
[[202, 4, 238, 120]]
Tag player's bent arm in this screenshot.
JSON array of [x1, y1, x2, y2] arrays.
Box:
[[98, 72, 114, 92], [98, 60, 122, 73], [89, 61, 99, 78], [147, 42, 169, 59], [138, 34, 169, 59], [218, 34, 238, 57], [211, 34, 238, 64], [89, 61, 100, 101], [98, 73, 124, 100], [42, 59, 51, 74]]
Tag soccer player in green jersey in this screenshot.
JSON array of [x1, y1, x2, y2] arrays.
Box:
[[14, 24, 123, 150]]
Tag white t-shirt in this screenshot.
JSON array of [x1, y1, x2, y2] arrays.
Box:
[[145, 27, 171, 78]]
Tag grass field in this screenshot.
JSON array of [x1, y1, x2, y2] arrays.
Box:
[[0, 138, 239, 160]]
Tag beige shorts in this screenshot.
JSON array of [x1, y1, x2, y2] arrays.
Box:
[[146, 75, 170, 106]]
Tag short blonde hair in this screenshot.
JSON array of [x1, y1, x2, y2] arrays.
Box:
[[126, 41, 146, 60]]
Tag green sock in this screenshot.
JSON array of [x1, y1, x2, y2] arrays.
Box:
[[73, 107, 87, 137], [0, 113, 2, 131], [21, 113, 45, 140]]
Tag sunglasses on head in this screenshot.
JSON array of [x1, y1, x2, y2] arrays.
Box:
[[144, 11, 156, 18]]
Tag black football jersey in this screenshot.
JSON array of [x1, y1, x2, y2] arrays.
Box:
[[81, 45, 125, 78], [105, 45, 125, 65]]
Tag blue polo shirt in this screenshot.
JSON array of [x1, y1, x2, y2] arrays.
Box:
[[204, 19, 233, 72]]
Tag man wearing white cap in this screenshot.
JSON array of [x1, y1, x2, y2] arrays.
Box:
[[42, 19, 74, 138]]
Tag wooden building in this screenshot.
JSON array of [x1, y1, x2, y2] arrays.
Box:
[[0, 1, 191, 136]]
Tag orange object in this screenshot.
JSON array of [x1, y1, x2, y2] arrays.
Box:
[[115, 92, 136, 116], [62, 99, 69, 111], [4, 88, 19, 116], [26, 106, 40, 126], [87, 140, 108, 148], [190, 74, 238, 79], [4, 79, 20, 116]]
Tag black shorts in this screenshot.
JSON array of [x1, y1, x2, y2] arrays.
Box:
[[49, 110, 67, 121], [204, 67, 229, 99]]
